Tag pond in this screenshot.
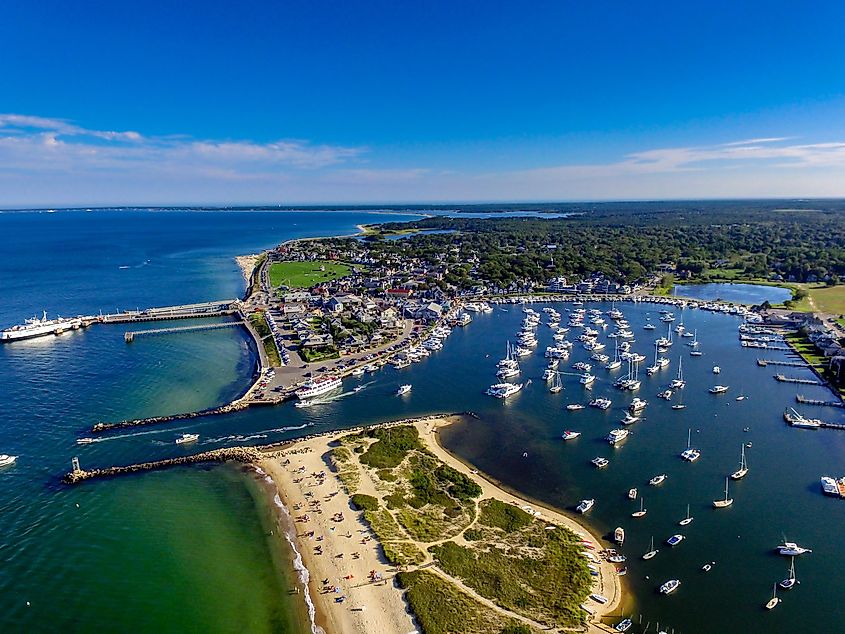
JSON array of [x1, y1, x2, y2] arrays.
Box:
[[672, 282, 792, 305]]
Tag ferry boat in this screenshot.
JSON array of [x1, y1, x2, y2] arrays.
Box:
[[591, 457, 609, 469], [562, 430, 581, 440], [576, 499, 595, 513], [0, 454, 18, 467], [396, 384, 412, 396], [665, 534, 684, 547], [1, 311, 82, 342], [175, 433, 199, 444], [606, 429, 629, 445], [659, 579, 681, 594], [486, 383, 523, 399], [296, 375, 343, 400]]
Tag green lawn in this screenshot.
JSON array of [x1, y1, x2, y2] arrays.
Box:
[[268, 260, 352, 289], [806, 285, 845, 314]]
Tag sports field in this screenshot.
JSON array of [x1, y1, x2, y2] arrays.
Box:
[[268, 260, 352, 288]]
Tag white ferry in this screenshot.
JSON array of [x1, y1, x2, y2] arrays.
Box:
[[1, 311, 82, 342], [296, 375, 343, 400]]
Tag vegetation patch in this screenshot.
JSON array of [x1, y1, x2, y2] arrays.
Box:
[[248, 311, 282, 366], [478, 499, 533, 533], [397, 570, 538, 634], [362, 508, 405, 542], [356, 425, 424, 469], [350, 494, 379, 511], [269, 260, 353, 289], [383, 542, 426, 566], [300, 345, 340, 362]]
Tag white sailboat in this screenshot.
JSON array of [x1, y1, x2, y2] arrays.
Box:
[[632, 497, 647, 518], [642, 536, 659, 560], [669, 356, 685, 389], [730, 444, 749, 480], [765, 583, 781, 610], [779, 557, 799, 590], [549, 371, 563, 393], [712, 477, 733, 508], [680, 428, 700, 462], [679, 503, 694, 526]]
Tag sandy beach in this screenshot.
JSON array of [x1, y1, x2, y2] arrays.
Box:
[[258, 415, 623, 634], [235, 254, 260, 281]]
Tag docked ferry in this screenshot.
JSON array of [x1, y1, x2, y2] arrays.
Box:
[[296, 375, 343, 400], [1, 312, 82, 342]]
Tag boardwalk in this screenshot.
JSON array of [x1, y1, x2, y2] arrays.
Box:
[[124, 320, 245, 342]]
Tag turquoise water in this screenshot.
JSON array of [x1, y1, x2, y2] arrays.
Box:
[[672, 282, 792, 305]]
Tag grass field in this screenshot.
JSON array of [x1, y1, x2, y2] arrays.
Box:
[[268, 260, 352, 289], [802, 285, 845, 314]]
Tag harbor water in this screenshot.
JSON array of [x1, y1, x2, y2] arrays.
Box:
[[672, 282, 792, 305], [3, 209, 845, 633]]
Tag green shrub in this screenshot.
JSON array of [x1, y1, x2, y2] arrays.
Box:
[[478, 499, 533, 533], [358, 425, 423, 469], [350, 494, 379, 511]]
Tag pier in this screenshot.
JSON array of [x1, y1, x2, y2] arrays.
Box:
[[741, 341, 791, 350], [756, 358, 809, 367], [774, 374, 823, 385], [93, 299, 240, 324], [124, 320, 245, 342], [796, 394, 845, 408]]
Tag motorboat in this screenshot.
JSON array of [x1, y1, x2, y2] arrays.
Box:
[[76, 438, 96, 445], [580, 373, 596, 386], [620, 413, 640, 425], [712, 365, 721, 374], [614, 527, 625, 545], [821, 475, 840, 496], [628, 487, 637, 500], [777, 541, 812, 556], [709, 385, 729, 394], [649, 474, 667, 486], [566, 403, 585, 411], [351, 367, 365, 377], [614, 618, 633, 632], [591, 457, 609, 469], [486, 383, 524, 399], [629, 398, 648, 412], [576, 499, 595, 513], [175, 433, 199, 445], [665, 534, 684, 547], [659, 579, 680, 594], [590, 397, 612, 410], [0, 454, 18, 467], [562, 430, 581, 441], [606, 429, 629, 445], [396, 384, 412, 396]]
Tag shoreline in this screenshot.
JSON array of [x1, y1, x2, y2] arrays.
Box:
[[257, 414, 623, 634]]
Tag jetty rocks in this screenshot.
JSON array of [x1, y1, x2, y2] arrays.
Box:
[[63, 446, 276, 484]]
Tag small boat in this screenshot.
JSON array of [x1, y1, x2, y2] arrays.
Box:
[[671, 404, 687, 410], [649, 474, 667, 486], [614, 618, 633, 632], [777, 541, 812, 556], [690, 350, 703, 357], [629, 398, 648, 412], [562, 430, 581, 441], [779, 557, 799, 590], [709, 385, 729, 394], [821, 475, 840, 496], [712, 477, 733, 508], [0, 454, 18, 467], [712, 365, 721, 374], [731, 444, 749, 480], [665, 534, 685, 547], [680, 428, 700, 462], [591, 457, 609, 469], [765, 583, 781, 610], [614, 527, 625, 545], [628, 487, 637, 500], [576, 498, 595, 513], [76, 438, 96, 445], [620, 413, 640, 425], [295, 400, 315, 408], [643, 323, 656, 330], [396, 384, 412, 396], [642, 536, 658, 560], [607, 554, 626, 564], [702, 561, 715, 572], [175, 433, 199, 445], [659, 579, 681, 594], [566, 403, 585, 411], [353, 385, 365, 393], [351, 367, 365, 377], [616, 566, 628, 576], [632, 497, 647, 518], [679, 503, 694, 526]]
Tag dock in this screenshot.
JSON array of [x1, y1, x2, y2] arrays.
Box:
[[757, 359, 809, 368], [124, 320, 245, 342], [796, 394, 845, 408], [742, 341, 791, 350], [93, 300, 240, 325], [774, 374, 823, 385]]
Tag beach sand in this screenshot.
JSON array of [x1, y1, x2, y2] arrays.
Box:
[[235, 254, 260, 282], [259, 415, 622, 634]]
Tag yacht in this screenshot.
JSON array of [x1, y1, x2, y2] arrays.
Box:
[[456, 312, 472, 326], [566, 403, 585, 411], [591, 457, 609, 469], [486, 383, 523, 399], [0, 454, 18, 467], [629, 398, 648, 412], [497, 364, 521, 379], [712, 477, 733, 508], [777, 541, 812, 556], [620, 413, 640, 425], [649, 474, 667, 486], [614, 527, 625, 545], [576, 499, 595, 513], [396, 384, 412, 396], [730, 445, 749, 480], [296, 375, 343, 400], [779, 557, 799, 590], [665, 534, 684, 547], [709, 385, 729, 394], [659, 579, 681, 594], [765, 584, 781, 610], [642, 536, 658, 560], [562, 430, 581, 441], [580, 373, 596, 386], [606, 429, 629, 445], [821, 475, 840, 496], [680, 429, 700, 462], [590, 397, 612, 410], [175, 433, 199, 445]]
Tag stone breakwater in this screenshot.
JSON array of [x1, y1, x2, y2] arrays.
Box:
[[91, 400, 251, 433]]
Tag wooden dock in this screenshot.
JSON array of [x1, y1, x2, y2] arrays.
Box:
[[757, 359, 809, 368], [124, 320, 245, 342], [774, 374, 823, 385], [796, 394, 845, 408]]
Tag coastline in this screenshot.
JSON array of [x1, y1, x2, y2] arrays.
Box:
[[257, 414, 623, 634], [235, 254, 261, 281]]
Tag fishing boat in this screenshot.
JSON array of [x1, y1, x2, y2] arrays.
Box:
[[659, 579, 681, 594], [632, 497, 647, 518], [614, 527, 625, 545], [576, 499, 595, 513], [709, 385, 729, 394], [649, 473, 667, 486], [731, 444, 749, 480], [779, 557, 799, 590], [591, 457, 609, 469], [665, 534, 685, 547], [712, 477, 733, 508], [562, 430, 581, 440], [776, 540, 812, 556], [764, 584, 781, 610], [642, 536, 658, 560], [628, 487, 637, 500], [175, 433, 199, 445], [680, 429, 700, 462], [678, 504, 694, 526], [566, 403, 585, 411]]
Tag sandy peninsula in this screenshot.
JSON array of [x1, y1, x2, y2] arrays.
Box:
[[258, 415, 622, 634]]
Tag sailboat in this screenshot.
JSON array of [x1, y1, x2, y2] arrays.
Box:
[[765, 583, 781, 609], [646, 340, 660, 376], [679, 504, 694, 526], [642, 536, 659, 560], [605, 339, 622, 370], [549, 371, 563, 393], [779, 557, 799, 590], [632, 497, 647, 518], [670, 357, 685, 389], [712, 477, 733, 508], [731, 444, 749, 480], [680, 428, 701, 462]]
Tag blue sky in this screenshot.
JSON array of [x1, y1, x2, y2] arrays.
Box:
[[2, 1, 845, 205]]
